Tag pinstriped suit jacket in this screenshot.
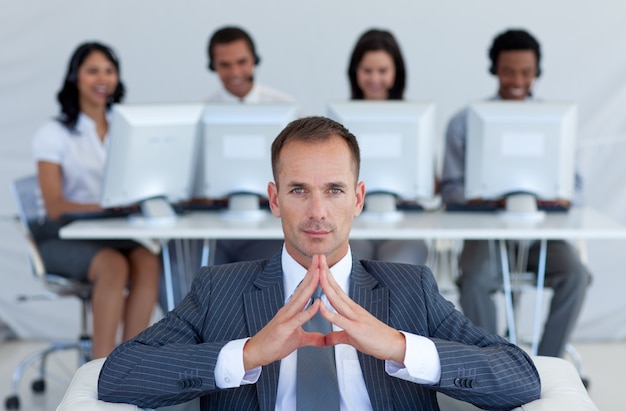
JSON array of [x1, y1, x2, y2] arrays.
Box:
[[98, 253, 540, 411]]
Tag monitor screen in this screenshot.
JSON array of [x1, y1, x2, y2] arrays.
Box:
[[196, 103, 299, 206], [465, 101, 577, 202], [101, 103, 203, 217], [327, 101, 436, 209]]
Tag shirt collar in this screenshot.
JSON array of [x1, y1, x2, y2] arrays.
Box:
[[281, 245, 353, 302], [217, 81, 260, 103], [491, 94, 536, 102], [76, 112, 94, 132], [76, 111, 112, 130]]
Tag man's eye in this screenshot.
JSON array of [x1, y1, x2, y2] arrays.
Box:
[[330, 188, 342, 194], [291, 188, 304, 194]]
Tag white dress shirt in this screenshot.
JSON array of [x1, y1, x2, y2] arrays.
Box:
[[32, 113, 107, 204], [215, 247, 441, 411], [207, 81, 296, 104]]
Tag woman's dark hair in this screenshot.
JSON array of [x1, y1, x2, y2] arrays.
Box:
[[489, 29, 542, 77], [56, 42, 125, 131], [347, 29, 406, 100]]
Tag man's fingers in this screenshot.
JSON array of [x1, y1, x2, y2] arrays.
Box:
[[287, 298, 321, 330], [319, 297, 351, 331], [300, 331, 328, 348], [319, 261, 356, 319], [324, 330, 348, 347], [283, 263, 320, 316]]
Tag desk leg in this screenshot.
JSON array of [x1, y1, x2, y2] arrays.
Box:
[[499, 239, 517, 345], [531, 239, 548, 356], [161, 239, 175, 312], [201, 239, 218, 267]]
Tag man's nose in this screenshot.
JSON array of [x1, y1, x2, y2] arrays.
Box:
[[307, 193, 326, 219], [229, 64, 244, 78], [511, 72, 526, 87]]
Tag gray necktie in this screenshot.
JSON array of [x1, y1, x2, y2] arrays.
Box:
[[296, 286, 340, 411]]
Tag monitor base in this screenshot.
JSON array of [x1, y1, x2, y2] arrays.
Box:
[[129, 197, 178, 227], [497, 193, 545, 224], [360, 193, 403, 223], [220, 194, 268, 222]]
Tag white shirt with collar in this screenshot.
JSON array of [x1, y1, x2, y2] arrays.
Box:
[[32, 113, 107, 204], [215, 246, 441, 411], [207, 81, 296, 104]]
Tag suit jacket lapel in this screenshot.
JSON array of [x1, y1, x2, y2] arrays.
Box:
[[350, 258, 393, 411], [243, 254, 284, 411]]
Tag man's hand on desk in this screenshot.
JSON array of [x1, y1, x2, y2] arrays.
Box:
[[242, 254, 407, 371]]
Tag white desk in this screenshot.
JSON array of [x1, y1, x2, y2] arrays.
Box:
[[60, 207, 626, 354], [60, 207, 626, 241]]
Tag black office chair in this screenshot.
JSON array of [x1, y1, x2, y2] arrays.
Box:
[[4, 176, 92, 410]]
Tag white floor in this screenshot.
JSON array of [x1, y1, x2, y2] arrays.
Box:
[[0, 338, 622, 411]]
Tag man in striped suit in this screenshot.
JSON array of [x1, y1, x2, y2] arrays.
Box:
[[98, 116, 540, 410]]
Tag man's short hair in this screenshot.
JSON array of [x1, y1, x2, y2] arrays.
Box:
[[489, 29, 542, 77], [207, 26, 260, 71], [271, 116, 361, 184]]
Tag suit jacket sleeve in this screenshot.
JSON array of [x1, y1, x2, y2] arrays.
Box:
[[98, 265, 237, 408], [417, 264, 541, 409]]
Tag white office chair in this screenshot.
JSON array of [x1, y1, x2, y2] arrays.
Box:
[[5, 176, 93, 410], [438, 237, 587, 382], [56, 356, 598, 411], [503, 238, 588, 383]]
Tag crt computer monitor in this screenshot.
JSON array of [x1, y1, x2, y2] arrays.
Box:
[[327, 101, 436, 215], [465, 101, 577, 208], [101, 103, 203, 223], [196, 103, 299, 214]]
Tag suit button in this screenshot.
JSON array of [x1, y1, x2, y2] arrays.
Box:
[[454, 378, 462, 387]]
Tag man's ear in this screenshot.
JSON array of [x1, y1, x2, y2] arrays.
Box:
[[354, 181, 365, 217], [268, 182, 280, 217]]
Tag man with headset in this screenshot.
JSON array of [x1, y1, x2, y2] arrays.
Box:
[[440, 28, 591, 359], [207, 26, 295, 103], [206, 26, 296, 265]]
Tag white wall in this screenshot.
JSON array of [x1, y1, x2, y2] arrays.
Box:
[[2, 0, 626, 340]]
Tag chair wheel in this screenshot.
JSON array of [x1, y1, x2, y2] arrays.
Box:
[[5, 395, 20, 410], [31, 379, 45, 393]]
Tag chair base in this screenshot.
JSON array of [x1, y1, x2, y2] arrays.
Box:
[[4, 336, 91, 410]]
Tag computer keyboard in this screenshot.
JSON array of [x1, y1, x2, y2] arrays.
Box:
[[179, 198, 271, 212], [396, 202, 425, 211], [61, 206, 141, 221], [446, 202, 569, 212]]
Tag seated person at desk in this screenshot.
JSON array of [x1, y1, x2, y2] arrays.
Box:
[[440, 28, 591, 358], [346, 28, 428, 265], [32, 42, 160, 358], [98, 116, 540, 410], [207, 25, 295, 264]]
